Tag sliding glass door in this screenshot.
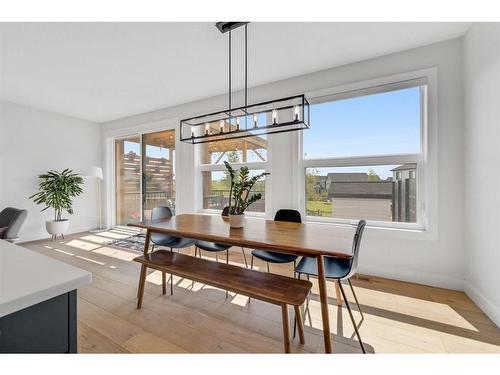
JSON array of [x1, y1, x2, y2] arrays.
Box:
[[115, 136, 141, 225], [115, 130, 176, 225], [141, 130, 176, 220]]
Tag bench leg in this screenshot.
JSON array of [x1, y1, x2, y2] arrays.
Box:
[[294, 305, 305, 345], [162, 272, 166, 295], [137, 265, 147, 309], [281, 304, 291, 353]]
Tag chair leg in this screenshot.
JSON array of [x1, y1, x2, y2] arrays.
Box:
[[137, 265, 147, 309], [151, 244, 155, 252], [241, 247, 248, 268], [335, 280, 343, 306], [162, 272, 166, 295], [266, 262, 270, 273], [281, 304, 291, 353], [194, 246, 197, 257], [250, 255, 254, 270], [338, 282, 366, 353], [293, 273, 301, 339], [348, 279, 364, 319], [293, 260, 297, 279], [170, 248, 174, 295], [294, 305, 305, 345]]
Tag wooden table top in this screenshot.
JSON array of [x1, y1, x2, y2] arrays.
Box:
[[129, 214, 352, 259]]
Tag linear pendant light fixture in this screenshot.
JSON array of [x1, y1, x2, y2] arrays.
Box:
[[180, 22, 310, 144]]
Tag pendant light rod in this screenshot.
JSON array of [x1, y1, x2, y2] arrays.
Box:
[[245, 23, 248, 109], [229, 30, 232, 114]]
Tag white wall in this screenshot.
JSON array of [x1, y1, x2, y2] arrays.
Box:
[[464, 24, 500, 326], [103, 38, 466, 291], [0, 101, 101, 242]]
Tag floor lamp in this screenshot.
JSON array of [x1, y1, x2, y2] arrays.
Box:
[[88, 166, 104, 233]]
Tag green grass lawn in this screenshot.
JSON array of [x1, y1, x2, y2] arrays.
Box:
[[306, 200, 332, 217]]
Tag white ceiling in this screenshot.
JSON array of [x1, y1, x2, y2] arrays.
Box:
[[0, 22, 470, 123]]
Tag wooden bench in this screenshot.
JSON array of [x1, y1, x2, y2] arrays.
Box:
[[134, 250, 312, 353]]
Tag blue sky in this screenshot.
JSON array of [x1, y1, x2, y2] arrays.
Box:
[[304, 87, 421, 159]]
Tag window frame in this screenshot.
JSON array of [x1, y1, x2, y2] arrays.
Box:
[[298, 75, 431, 231]]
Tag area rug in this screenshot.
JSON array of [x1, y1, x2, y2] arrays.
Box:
[[106, 233, 146, 252]]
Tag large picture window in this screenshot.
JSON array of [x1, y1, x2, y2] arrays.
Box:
[[302, 82, 424, 225]]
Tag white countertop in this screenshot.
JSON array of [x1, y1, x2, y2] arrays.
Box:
[[0, 240, 92, 318]]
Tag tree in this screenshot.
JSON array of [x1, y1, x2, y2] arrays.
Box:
[[367, 168, 381, 181]]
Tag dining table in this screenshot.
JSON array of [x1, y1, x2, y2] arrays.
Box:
[[129, 213, 353, 353]]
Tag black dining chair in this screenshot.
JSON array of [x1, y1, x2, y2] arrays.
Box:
[[294, 219, 367, 353], [150, 206, 195, 295], [194, 206, 248, 297], [250, 209, 302, 276]]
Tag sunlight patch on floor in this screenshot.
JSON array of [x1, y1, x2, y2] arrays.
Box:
[[92, 231, 131, 240], [66, 239, 101, 251], [92, 246, 137, 261], [75, 255, 106, 265], [53, 248, 75, 256], [80, 235, 113, 244]]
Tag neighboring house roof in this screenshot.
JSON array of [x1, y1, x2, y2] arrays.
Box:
[[328, 181, 393, 199], [391, 163, 417, 172], [326, 172, 368, 182]]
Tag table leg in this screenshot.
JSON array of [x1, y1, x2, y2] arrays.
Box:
[[317, 255, 332, 353], [143, 229, 151, 256]]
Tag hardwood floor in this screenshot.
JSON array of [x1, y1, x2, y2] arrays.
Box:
[[21, 228, 500, 353]]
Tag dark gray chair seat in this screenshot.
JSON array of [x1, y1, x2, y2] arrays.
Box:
[[151, 233, 195, 248], [195, 240, 230, 252], [250, 209, 302, 268], [295, 256, 353, 279], [251, 249, 298, 264]]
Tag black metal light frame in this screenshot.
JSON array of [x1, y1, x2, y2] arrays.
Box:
[[180, 94, 310, 144], [180, 22, 310, 145]]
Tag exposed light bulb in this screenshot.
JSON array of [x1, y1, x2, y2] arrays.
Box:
[[236, 117, 240, 130], [253, 114, 258, 128], [205, 123, 209, 135], [294, 106, 300, 121], [272, 109, 278, 125], [220, 120, 224, 132], [191, 127, 195, 138]]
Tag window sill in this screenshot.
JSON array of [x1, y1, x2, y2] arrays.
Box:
[[304, 216, 434, 240]]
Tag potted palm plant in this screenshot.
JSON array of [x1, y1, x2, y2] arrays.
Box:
[[224, 161, 269, 228], [29, 169, 84, 239]]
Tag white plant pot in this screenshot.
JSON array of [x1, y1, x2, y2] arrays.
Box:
[[228, 214, 245, 228], [46, 219, 70, 235]]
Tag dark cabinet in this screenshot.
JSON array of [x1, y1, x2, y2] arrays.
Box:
[[0, 290, 77, 353]]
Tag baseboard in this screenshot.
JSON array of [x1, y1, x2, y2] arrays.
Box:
[[18, 225, 98, 244], [358, 264, 465, 291], [464, 282, 500, 328]]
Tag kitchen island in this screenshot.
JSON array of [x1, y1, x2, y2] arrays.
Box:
[[0, 239, 91, 353]]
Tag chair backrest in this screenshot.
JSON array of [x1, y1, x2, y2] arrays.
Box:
[[221, 206, 229, 217], [274, 209, 302, 223], [0, 207, 28, 240], [151, 206, 173, 221], [345, 220, 366, 278]]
